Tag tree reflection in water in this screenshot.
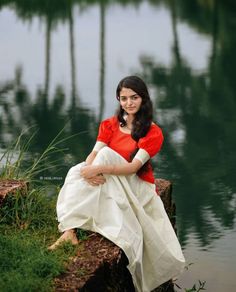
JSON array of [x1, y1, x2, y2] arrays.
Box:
[[139, 0, 236, 247], [0, 0, 236, 250]]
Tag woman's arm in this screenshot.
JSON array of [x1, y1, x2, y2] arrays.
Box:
[[85, 141, 107, 165], [85, 151, 97, 165], [80, 158, 142, 179], [84, 151, 106, 186]]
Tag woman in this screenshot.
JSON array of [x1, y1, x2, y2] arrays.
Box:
[[49, 76, 185, 292]]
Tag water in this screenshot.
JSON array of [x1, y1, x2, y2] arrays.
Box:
[[1, 1, 236, 291]]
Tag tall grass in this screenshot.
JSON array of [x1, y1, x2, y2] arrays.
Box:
[[0, 182, 79, 292], [0, 127, 86, 291], [0, 186, 56, 230], [0, 125, 80, 181]]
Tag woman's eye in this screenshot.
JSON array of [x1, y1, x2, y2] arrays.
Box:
[[131, 95, 139, 100], [120, 95, 139, 102]]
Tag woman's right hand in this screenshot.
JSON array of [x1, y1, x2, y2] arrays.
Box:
[[84, 174, 106, 186]]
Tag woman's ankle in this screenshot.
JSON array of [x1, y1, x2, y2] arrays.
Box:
[[64, 229, 75, 235], [48, 230, 78, 250]]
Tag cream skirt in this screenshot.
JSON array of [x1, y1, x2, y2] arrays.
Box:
[[57, 147, 185, 292]]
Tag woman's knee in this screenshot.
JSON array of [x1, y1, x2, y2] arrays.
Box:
[[67, 162, 85, 176], [99, 146, 114, 157], [93, 147, 123, 164], [93, 147, 110, 164]]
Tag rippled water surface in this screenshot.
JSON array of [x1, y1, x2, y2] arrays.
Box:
[[1, 1, 236, 291]]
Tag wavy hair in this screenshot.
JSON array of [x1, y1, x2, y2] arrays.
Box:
[[116, 75, 153, 141], [116, 76, 153, 174]]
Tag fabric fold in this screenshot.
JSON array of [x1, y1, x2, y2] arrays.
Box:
[[57, 147, 185, 292]]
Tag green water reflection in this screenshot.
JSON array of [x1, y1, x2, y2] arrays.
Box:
[[0, 0, 236, 290], [140, 0, 236, 248]]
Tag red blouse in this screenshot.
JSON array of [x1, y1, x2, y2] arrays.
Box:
[[96, 116, 164, 184]]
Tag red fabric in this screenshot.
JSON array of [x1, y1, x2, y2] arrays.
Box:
[[96, 116, 164, 184]]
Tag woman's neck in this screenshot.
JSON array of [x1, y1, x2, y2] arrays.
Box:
[[126, 114, 134, 123], [126, 114, 134, 130]]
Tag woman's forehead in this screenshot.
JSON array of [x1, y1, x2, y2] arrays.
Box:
[[120, 87, 137, 96]]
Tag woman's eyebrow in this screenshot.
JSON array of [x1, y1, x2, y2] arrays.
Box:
[[120, 94, 138, 98]]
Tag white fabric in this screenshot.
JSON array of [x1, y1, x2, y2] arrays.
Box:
[[134, 148, 150, 165], [57, 147, 185, 292], [92, 141, 107, 152]]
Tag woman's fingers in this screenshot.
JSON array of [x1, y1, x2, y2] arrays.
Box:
[[80, 165, 99, 179], [80, 165, 92, 178], [84, 175, 106, 186]]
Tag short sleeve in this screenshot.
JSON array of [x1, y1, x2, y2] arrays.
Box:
[[96, 117, 115, 145], [92, 141, 107, 152], [134, 149, 150, 165], [137, 124, 164, 158]]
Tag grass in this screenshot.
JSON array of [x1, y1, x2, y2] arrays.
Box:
[[0, 232, 63, 292], [0, 187, 206, 292], [0, 187, 56, 229], [0, 129, 206, 292], [0, 128, 87, 291], [0, 185, 87, 292], [0, 125, 80, 182]]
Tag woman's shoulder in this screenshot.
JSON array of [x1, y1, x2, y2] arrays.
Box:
[[103, 115, 118, 123], [100, 116, 119, 128], [149, 122, 163, 136], [138, 122, 164, 156], [97, 116, 119, 142]]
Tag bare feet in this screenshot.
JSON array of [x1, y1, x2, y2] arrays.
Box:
[[48, 229, 79, 250]]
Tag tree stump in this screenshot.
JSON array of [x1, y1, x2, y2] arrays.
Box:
[[54, 178, 175, 292], [0, 179, 28, 207]]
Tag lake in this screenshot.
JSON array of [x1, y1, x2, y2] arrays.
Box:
[[0, 0, 236, 291]]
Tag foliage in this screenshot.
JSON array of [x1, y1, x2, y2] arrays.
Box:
[[0, 184, 84, 292], [183, 280, 206, 292], [76, 228, 88, 241], [173, 263, 206, 292], [0, 126, 78, 181], [174, 280, 206, 292], [0, 232, 63, 292], [0, 186, 56, 230], [0, 125, 85, 290], [0, 125, 93, 290]]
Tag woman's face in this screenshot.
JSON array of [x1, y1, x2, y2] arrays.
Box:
[[119, 87, 142, 116]]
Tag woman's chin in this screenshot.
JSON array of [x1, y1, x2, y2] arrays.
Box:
[[126, 110, 137, 115]]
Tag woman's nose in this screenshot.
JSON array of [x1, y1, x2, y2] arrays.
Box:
[[127, 98, 133, 105]]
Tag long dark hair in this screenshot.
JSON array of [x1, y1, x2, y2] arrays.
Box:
[[116, 76, 153, 174], [116, 75, 153, 141]]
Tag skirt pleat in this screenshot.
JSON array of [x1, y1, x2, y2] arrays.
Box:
[[57, 147, 185, 292]]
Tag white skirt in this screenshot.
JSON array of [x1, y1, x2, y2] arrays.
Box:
[[57, 147, 185, 292]]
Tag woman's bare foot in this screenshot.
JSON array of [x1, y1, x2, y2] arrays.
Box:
[[48, 229, 79, 250]]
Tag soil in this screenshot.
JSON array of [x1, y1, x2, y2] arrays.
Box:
[[54, 232, 134, 292]]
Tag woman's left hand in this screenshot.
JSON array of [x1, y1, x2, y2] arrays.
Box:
[[80, 165, 101, 179], [84, 175, 106, 186]]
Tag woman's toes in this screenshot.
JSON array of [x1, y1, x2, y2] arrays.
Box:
[[48, 233, 79, 250]]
